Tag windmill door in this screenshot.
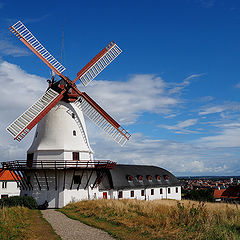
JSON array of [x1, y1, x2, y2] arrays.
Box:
[[103, 192, 107, 199]]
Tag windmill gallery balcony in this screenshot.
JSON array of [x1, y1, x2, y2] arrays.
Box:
[[1, 160, 116, 192]]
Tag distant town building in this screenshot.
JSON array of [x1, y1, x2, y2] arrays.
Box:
[[0, 169, 20, 199]]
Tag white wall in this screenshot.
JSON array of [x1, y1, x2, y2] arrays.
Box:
[[0, 181, 20, 198], [99, 186, 181, 201], [21, 169, 99, 208]]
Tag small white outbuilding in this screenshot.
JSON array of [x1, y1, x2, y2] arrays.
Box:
[[0, 169, 20, 199]]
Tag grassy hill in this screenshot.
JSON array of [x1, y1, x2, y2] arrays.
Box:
[[60, 199, 240, 240], [0, 206, 60, 240]]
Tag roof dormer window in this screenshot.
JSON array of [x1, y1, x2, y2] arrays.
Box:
[[137, 175, 143, 182], [156, 175, 161, 181], [127, 175, 133, 182], [147, 175, 153, 181], [164, 175, 169, 180]]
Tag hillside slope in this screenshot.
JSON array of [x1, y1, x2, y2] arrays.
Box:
[[60, 199, 240, 240]]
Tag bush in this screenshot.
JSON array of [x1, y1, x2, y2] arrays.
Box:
[[182, 189, 214, 202], [0, 196, 38, 209]]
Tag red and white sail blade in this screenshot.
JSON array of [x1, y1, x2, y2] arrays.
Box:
[[73, 41, 122, 86], [9, 21, 66, 77], [6, 89, 65, 142], [74, 92, 130, 146]]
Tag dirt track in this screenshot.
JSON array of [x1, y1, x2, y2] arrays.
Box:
[[41, 209, 115, 240]]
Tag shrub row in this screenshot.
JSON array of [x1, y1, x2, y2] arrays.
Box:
[[0, 196, 38, 209]]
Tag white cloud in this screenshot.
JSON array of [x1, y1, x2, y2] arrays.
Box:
[[195, 0, 216, 8], [168, 73, 204, 94], [83, 74, 179, 124], [199, 103, 240, 116], [159, 118, 199, 134], [87, 125, 238, 176], [198, 122, 240, 148], [0, 60, 46, 161], [0, 40, 30, 57], [235, 82, 240, 88], [199, 105, 226, 115]]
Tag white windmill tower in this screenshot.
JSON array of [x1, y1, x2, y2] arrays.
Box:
[[2, 21, 130, 208]]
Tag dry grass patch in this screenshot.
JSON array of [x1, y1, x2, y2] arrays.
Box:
[[0, 206, 60, 240], [61, 199, 240, 240]]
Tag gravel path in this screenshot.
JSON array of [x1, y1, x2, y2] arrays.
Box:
[[41, 209, 115, 240]]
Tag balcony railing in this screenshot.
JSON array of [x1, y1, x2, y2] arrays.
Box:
[[1, 160, 116, 170]]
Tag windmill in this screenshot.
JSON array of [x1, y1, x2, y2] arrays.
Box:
[[6, 21, 130, 146], [2, 20, 131, 207]]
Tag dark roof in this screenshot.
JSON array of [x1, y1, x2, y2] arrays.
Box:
[[100, 164, 180, 190], [221, 186, 240, 199]]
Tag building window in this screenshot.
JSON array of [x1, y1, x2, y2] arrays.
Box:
[[127, 175, 133, 182], [176, 187, 178, 193], [73, 175, 81, 184], [118, 191, 123, 199], [156, 175, 161, 181], [160, 188, 163, 194], [131, 190, 134, 197], [147, 175, 153, 181], [72, 152, 79, 160], [168, 188, 171, 194], [151, 189, 154, 195], [137, 175, 143, 182], [73, 130, 76, 136], [141, 189, 145, 196], [2, 182, 7, 189], [72, 113, 75, 119]]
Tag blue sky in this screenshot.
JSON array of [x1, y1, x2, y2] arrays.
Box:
[[1, 0, 240, 176]]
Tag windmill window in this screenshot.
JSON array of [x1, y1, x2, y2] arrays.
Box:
[[164, 175, 169, 180], [160, 188, 163, 194], [118, 191, 123, 199], [130, 190, 134, 197], [27, 153, 33, 168], [2, 182, 7, 189], [141, 189, 145, 196], [73, 130, 76, 136], [151, 189, 154, 195], [27, 153, 33, 161], [72, 152, 79, 160]]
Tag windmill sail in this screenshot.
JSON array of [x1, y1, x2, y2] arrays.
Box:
[[9, 21, 66, 77], [73, 41, 122, 86], [74, 92, 130, 146], [6, 89, 65, 142]]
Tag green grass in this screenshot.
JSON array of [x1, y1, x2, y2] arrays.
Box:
[[60, 199, 240, 240], [0, 206, 60, 240]]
